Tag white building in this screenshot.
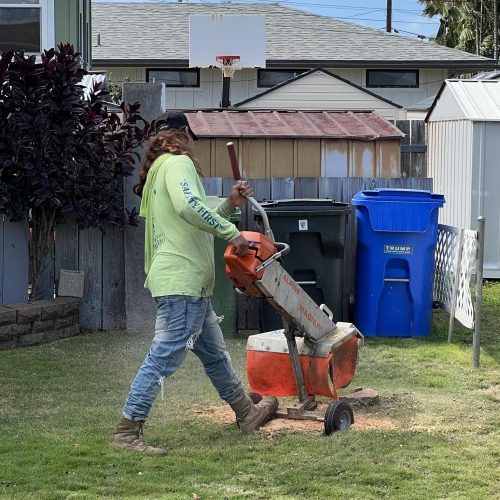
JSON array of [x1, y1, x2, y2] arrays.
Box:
[[427, 79, 500, 278], [91, 3, 496, 110]]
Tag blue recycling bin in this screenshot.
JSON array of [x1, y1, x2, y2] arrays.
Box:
[[352, 189, 445, 337]]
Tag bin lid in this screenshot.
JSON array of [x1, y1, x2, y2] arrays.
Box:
[[351, 189, 445, 233], [352, 189, 444, 205], [256, 198, 351, 216]]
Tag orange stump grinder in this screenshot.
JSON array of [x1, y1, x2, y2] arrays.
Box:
[[224, 143, 364, 434]]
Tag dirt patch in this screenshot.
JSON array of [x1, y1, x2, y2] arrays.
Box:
[[481, 384, 500, 401], [192, 404, 398, 434]]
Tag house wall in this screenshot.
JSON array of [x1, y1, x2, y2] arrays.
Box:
[[93, 66, 448, 109], [236, 71, 406, 121], [55, 0, 91, 68], [362, 68, 448, 109], [406, 110, 428, 120], [193, 138, 401, 178]]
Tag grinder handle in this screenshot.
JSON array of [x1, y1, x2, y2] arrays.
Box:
[[227, 142, 242, 181]]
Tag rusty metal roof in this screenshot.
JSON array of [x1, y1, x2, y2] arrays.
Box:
[[185, 110, 404, 140]]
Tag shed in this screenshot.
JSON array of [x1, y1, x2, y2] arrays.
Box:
[[186, 109, 404, 178], [426, 79, 500, 278], [234, 68, 407, 122]]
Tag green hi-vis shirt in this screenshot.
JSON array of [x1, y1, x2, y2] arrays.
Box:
[[139, 153, 240, 298]]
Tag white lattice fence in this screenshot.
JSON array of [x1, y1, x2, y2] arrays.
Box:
[[434, 225, 477, 329], [433, 219, 485, 368]]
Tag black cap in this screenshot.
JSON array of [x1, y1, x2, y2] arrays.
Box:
[[154, 111, 198, 140]]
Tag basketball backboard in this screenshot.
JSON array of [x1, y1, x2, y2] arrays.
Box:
[[189, 15, 266, 69]]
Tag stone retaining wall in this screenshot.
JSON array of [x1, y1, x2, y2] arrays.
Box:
[[0, 297, 80, 350]]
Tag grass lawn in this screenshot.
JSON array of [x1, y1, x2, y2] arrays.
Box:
[[0, 282, 499, 500]]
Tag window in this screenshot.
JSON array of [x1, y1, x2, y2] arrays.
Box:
[[0, 1, 53, 54], [366, 70, 419, 88], [257, 69, 308, 88], [147, 69, 200, 88]]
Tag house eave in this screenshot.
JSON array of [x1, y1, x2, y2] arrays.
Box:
[[91, 58, 499, 70], [265, 59, 499, 70]]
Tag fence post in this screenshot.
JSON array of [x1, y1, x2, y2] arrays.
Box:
[[472, 216, 485, 369]]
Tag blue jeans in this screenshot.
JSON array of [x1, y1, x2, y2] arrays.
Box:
[[123, 296, 245, 421]]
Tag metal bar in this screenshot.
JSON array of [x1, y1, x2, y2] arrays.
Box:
[[295, 280, 316, 285], [221, 76, 230, 108], [448, 229, 464, 343], [400, 145, 427, 153], [473, 216, 485, 368], [283, 322, 309, 404], [383, 278, 410, 283]]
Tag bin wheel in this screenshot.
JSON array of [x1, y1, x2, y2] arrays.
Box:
[[324, 400, 354, 435], [248, 392, 263, 404]]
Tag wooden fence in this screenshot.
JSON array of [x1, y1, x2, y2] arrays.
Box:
[[395, 120, 427, 178], [0, 177, 432, 332], [0, 216, 28, 307]]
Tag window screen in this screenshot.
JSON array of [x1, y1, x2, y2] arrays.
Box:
[[147, 69, 200, 88], [0, 3, 41, 53]]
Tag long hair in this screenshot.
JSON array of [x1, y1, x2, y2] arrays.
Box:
[[133, 129, 201, 197]]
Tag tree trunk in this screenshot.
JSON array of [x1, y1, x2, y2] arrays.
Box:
[[29, 208, 57, 300]]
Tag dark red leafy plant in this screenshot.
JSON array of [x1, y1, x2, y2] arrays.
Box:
[[0, 44, 150, 299]]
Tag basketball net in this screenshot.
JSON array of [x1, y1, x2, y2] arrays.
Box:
[[216, 55, 240, 78]]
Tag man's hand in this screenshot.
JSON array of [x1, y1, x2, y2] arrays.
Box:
[[230, 234, 249, 256], [228, 180, 254, 209]]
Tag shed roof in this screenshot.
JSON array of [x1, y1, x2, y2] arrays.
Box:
[[184, 110, 404, 140], [92, 3, 496, 69], [426, 79, 500, 122]]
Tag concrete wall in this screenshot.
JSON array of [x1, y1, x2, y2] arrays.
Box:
[[121, 83, 164, 333], [0, 298, 80, 350]]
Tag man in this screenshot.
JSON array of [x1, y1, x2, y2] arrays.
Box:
[[111, 111, 278, 455]]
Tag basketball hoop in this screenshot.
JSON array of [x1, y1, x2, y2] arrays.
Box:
[[216, 55, 240, 78]]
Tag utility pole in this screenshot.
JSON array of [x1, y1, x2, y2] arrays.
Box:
[[386, 0, 392, 33], [494, 0, 499, 62]]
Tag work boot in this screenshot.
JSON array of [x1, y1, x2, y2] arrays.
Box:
[[110, 417, 167, 455], [230, 394, 279, 432]]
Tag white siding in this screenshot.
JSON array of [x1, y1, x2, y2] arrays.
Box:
[[93, 66, 448, 110], [237, 71, 405, 121], [428, 120, 473, 229], [365, 68, 447, 109]]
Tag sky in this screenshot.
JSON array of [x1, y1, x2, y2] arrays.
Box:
[[93, 0, 441, 40]]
